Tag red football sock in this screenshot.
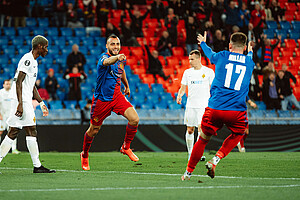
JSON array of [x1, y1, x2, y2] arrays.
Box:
[[217, 134, 244, 159], [240, 134, 248, 148], [82, 132, 94, 158], [123, 123, 138, 150], [186, 136, 209, 173]]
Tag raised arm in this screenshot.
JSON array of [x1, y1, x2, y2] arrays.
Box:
[[103, 54, 126, 66], [198, 32, 216, 60]]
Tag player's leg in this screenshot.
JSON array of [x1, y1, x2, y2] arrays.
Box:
[[11, 138, 20, 154], [182, 108, 219, 180], [121, 107, 139, 161], [206, 111, 247, 178], [186, 126, 195, 160], [24, 126, 55, 173], [0, 127, 20, 163], [237, 127, 248, 152]]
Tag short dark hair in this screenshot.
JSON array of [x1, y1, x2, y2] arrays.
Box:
[[32, 35, 48, 49], [189, 49, 201, 58], [3, 79, 10, 84], [278, 70, 284, 73], [106, 34, 119, 43], [230, 32, 247, 48]]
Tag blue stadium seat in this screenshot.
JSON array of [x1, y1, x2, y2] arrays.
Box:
[[256, 101, 266, 110], [154, 101, 168, 109], [47, 28, 59, 37], [141, 103, 154, 109], [87, 28, 101, 37], [82, 37, 94, 46], [67, 37, 80, 46], [160, 93, 173, 102], [11, 37, 24, 46], [89, 48, 100, 56], [137, 83, 150, 93], [288, 31, 300, 40], [0, 56, 9, 64], [277, 110, 291, 118], [266, 21, 278, 29], [168, 102, 182, 110], [33, 27, 45, 36], [45, 63, 60, 72], [74, 28, 86, 37], [26, 18, 37, 27], [38, 18, 49, 27], [11, 57, 19, 65], [64, 100, 78, 109], [128, 74, 140, 86], [279, 21, 291, 30], [60, 28, 73, 37], [147, 94, 160, 104], [18, 46, 30, 55], [3, 27, 15, 36], [249, 110, 264, 118], [55, 37, 66, 46], [151, 83, 164, 94], [60, 48, 69, 55], [3, 64, 16, 75], [275, 29, 287, 41], [264, 110, 277, 118], [95, 37, 106, 46], [17, 27, 30, 36], [291, 21, 300, 30], [49, 100, 63, 109], [55, 56, 67, 65], [292, 110, 300, 117], [48, 46, 60, 56], [3, 46, 16, 55], [0, 36, 9, 45], [263, 29, 275, 39], [86, 56, 97, 67]]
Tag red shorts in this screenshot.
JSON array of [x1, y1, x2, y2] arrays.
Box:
[[90, 93, 133, 126], [201, 107, 248, 136]]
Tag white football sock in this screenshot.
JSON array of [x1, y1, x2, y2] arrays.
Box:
[[185, 131, 194, 155], [26, 136, 41, 168], [11, 138, 17, 151], [0, 135, 14, 162], [211, 155, 221, 166]]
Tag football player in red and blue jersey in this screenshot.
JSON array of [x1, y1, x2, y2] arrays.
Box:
[[80, 35, 139, 170], [182, 32, 255, 180]]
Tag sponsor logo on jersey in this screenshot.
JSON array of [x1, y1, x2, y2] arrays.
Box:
[[24, 60, 30, 66], [94, 117, 99, 122]]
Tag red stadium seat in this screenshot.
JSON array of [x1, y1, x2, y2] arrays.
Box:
[[277, 57, 291, 67], [284, 39, 297, 49], [181, 58, 189, 67], [291, 59, 300, 68], [136, 37, 146, 46], [295, 12, 300, 21], [147, 37, 159, 47], [171, 47, 185, 57], [258, 75, 263, 87], [143, 28, 155, 38], [273, 48, 280, 58], [166, 56, 180, 66], [285, 3, 297, 12], [280, 47, 294, 57], [120, 46, 130, 55], [133, 67, 146, 75], [141, 74, 155, 84], [158, 56, 166, 65], [163, 68, 174, 76], [108, 18, 120, 28], [126, 58, 138, 66], [111, 10, 122, 18], [177, 20, 185, 29], [284, 14, 294, 22], [130, 47, 144, 57]]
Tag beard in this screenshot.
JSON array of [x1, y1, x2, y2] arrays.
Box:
[[108, 48, 119, 56]]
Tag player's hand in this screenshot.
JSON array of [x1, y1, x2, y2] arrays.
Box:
[[248, 41, 253, 52], [42, 105, 49, 117], [15, 103, 23, 118], [197, 31, 207, 45], [124, 87, 130, 97], [176, 96, 182, 105], [0, 114, 3, 120], [250, 101, 257, 108], [118, 54, 126, 61]]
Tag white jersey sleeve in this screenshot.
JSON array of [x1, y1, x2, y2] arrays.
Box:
[[181, 70, 188, 85], [18, 58, 32, 74]]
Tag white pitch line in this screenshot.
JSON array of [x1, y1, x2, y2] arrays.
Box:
[[0, 185, 300, 192], [1, 167, 300, 181]]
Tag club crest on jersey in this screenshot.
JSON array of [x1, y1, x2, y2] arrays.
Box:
[[24, 60, 30, 66], [94, 117, 99, 122], [33, 117, 36, 123], [202, 74, 205, 78], [119, 62, 124, 70]]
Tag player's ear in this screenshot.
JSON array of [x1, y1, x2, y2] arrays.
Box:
[[229, 43, 232, 51], [244, 45, 247, 51]]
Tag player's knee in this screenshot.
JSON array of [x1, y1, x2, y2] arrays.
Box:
[[7, 127, 21, 140], [129, 116, 139, 126], [187, 129, 194, 134], [26, 128, 37, 137]]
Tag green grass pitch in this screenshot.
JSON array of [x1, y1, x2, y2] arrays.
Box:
[[0, 152, 299, 200]]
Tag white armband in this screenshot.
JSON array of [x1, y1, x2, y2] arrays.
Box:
[[40, 101, 47, 112]]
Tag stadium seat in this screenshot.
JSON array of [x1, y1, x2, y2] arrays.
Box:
[[60, 28, 73, 37], [275, 29, 288, 41], [11, 37, 24, 46], [280, 48, 294, 57], [49, 100, 63, 109], [33, 28, 45, 36], [288, 31, 300, 40], [266, 21, 278, 29], [0, 36, 8, 46], [3, 46, 16, 55], [151, 83, 164, 94], [26, 17, 37, 27], [68, 38, 80, 46], [284, 39, 297, 49], [137, 83, 151, 93], [38, 18, 49, 27], [130, 47, 144, 57], [74, 28, 86, 37], [17, 27, 30, 36], [3, 27, 15, 36], [147, 94, 160, 104], [278, 110, 291, 118], [147, 37, 159, 47], [141, 103, 154, 109], [87, 27, 101, 37], [141, 74, 155, 84], [133, 67, 146, 75], [154, 101, 168, 109], [285, 3, 297, 12], [264, 110, 278, 118], [172, 47, 184, 57], [166, 56, 180, 66], [168, 102, 181, 110], [82, 37, 94, 46], [277, 57, 291, 67], [47, 28, 59, 37], [284, 14, 294, 22], [279, 21, 291, 30], [249, 110, 264, 118], [291, 21, 300, 30], [55, 37, 67, 46]]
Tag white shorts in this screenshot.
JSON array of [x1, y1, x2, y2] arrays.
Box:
[[0, 115, 9, 131], [6, 100, 36, 129], [184, 107, 205, 127]]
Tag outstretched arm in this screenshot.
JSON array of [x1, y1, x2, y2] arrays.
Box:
[[198, 32, 216, 60], [103, 54, 126, 66]]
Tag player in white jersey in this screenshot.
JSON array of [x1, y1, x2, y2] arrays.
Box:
[[0, 35, 55, 173], [0, 79, 20, 154], [176, 50, 215, 160]]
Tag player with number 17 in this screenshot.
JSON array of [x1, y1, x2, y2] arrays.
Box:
[[182, 31, 255, 180]]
